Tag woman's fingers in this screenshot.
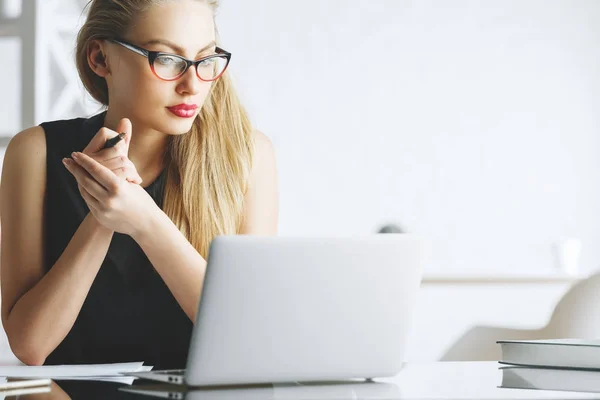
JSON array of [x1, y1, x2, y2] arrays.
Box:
[[127, 171, 143, 185], [69, 152, 119, 192], [101, 156, 143, 184], [85, 127, 138, 182], [78, 183, 101, 211], [101, 155, 129, 170], [83, 126, 121, 154], [64, 158, 109, 199], [93, 145, 121, 162]]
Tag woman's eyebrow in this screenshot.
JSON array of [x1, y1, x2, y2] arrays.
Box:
[[142, 39, 217, 56]]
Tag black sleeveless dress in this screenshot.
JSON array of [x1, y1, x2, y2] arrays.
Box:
[[40, 111, 192, 369]]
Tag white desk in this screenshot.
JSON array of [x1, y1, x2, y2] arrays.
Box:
[[117, 362, 600, 399]]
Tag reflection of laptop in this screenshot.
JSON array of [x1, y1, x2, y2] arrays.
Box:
[[119, 381, 401, 399], [129, 235, 423, 387]]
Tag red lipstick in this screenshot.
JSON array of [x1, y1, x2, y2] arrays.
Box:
[[167, 104, 198, 118]]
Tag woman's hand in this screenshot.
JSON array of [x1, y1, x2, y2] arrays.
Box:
[[82, 118, 142, 184], [62, 152, 159, 237]]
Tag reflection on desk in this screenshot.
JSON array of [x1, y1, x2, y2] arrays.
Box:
[[120, 380, 399, 399], [8, 362, 600, 400]]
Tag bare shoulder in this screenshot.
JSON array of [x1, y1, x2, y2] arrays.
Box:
[[248, 129, 277, 178], [4, 126, 46, 165], [1, 124, 47, 216], [251, 129, 274, 149], [1, 125, 48, 210], [250, 129, 276, 160], [239, 129, 279, 235], [2, 126, 47, 195]]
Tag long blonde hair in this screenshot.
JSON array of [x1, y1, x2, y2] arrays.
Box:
[[76, 0, 253, 259]]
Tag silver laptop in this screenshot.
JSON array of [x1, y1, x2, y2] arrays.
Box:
[[129, 235, 423, 387]]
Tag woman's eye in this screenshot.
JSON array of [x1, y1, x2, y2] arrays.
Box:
[[197, 58, 215, 67], [156, 56, 179, 65]]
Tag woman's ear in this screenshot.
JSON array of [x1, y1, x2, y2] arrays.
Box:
[[87, 40, 110, 77]]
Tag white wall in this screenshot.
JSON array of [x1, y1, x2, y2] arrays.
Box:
[[0, 37, 20, 136], [215, 0, 600, 276]]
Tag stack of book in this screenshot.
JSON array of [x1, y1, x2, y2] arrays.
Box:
[[498, 339, 600, 393]]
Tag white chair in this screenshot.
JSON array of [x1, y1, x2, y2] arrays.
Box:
[[441, 272, 600, 361]]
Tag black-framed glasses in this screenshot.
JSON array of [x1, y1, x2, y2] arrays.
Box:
[[109, 39, 231, 82]]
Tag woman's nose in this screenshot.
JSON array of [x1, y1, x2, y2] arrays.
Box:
[[177, 64, 203, 95]]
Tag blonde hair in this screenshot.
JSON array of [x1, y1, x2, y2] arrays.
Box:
[[76, 0, 253, 259]]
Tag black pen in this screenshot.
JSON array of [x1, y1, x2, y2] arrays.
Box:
[[102, 132, 126, 149]]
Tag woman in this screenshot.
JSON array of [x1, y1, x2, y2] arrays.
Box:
[[0, 0, 278, 368]]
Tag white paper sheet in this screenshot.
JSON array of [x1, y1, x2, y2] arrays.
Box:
[[54, 376, 137, 385], [0, 362, 152, 379]]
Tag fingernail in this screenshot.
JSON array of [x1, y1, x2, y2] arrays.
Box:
[[71, 152, 77, 158], [62, 158, 70, 167]]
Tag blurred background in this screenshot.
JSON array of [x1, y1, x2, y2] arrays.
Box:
[[1, 0, 600, 362]]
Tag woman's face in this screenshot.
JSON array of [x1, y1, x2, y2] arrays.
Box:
[[104, 0, 216, 135]]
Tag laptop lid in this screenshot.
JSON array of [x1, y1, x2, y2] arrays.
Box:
[[185, 235, 423, 386]]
